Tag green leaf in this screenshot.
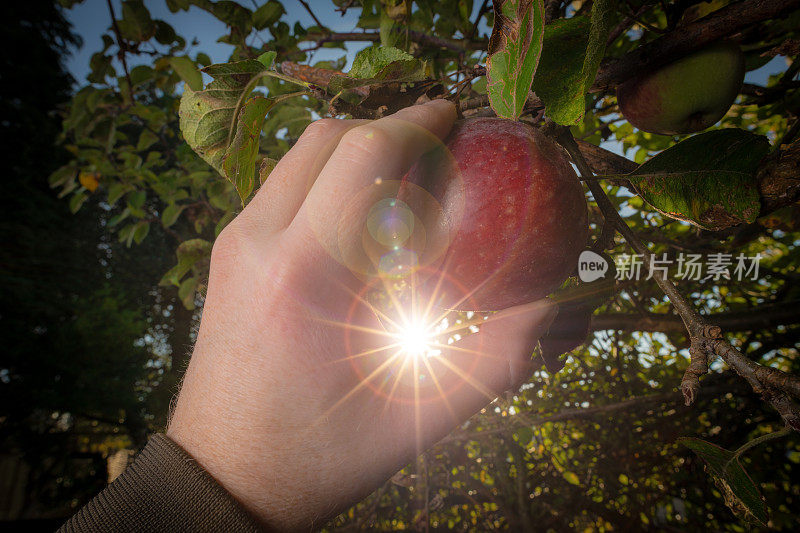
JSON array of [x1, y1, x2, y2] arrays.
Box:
[[107, 183, 128, 206], [118, 223, 136, 247], [257, 51, 277, 68], [215, 210, 236, 237], [350, 46, 415, 79], [108, 208, 130, 228], [170, 56, 203, 91], [49, 165, 75, 188], [212, 0, 253, 35], [88, 53, 114, 84], [166, 0, 190, 12], [69, 192, 87, 214], [127, 190, 146, 210], [154, 20, 177, 45], [379, 11, 398, 47], [515, 427, 534, 445], [678, 438, 768, 525], [137, 129, 159, 151], [532, 0, 614, 125], [485, 0, 545, 120], [253, 0, 284, 30], [159, 238, 212, 287], [117, 0, 156, 42], [222, 96, 279, 202], [161, 204, 185, 228], [132, 220, 150, 244], [532, 17, 589, 122], [130, 65, 155, 86], [259, 156, 278, 185], [179, 59, 269, 175], [623, 129, 769, 230], [179, 58, 304, 200], [328, 46, 426, 93], [178, 276, 199, 310]]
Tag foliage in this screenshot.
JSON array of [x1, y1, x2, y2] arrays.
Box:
[[37, 0, 800, 529], [532, 0, 613, 125], [1, 0, 197, 518], [485, 0, 544, 120], [622, 129, 769, 230]]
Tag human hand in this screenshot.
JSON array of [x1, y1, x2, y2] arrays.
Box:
[[167, 100, 557, 531]]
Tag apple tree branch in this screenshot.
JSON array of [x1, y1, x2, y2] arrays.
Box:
[[555, 128, 800, 432]]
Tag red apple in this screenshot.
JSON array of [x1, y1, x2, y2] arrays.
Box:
[[406, 118, 588, 310]]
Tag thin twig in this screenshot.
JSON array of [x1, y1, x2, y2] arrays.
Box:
[[591, 301, 800, 334], [439, 385, 741, 444], [730, 427, 791, 461], [575, 140, 638, 175], [308, 85, 382, 119], [623, 5, 668, 35], [105, 0, 132, 91], [304, 30, 486, 53], [467, 0, 491, 41], [456, 93, 543, 113], [606, 5, 648, 46], [297, 0, 326, 29]]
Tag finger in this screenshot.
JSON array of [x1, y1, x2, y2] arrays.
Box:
[[351, 297, 558, 455], [241, 118, 368, 233], [290, 100, 457, 265], [420, 299, 559, 423]]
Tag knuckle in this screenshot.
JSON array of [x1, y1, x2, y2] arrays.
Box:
[[210, 222, 249, 266], [299, 118, 339, 142], [394, 103, 429, 124], [337, 123, 392, 157]]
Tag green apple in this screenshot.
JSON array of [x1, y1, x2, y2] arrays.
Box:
[[617, 41, 745, 135]]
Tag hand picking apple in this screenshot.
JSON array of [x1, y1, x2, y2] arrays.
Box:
[[163, 100, 580, 530]]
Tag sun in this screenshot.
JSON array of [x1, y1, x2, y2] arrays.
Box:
[[394, 320, 435, 359]]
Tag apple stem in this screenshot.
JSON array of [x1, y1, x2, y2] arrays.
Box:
[[555, 127, 800, 432]]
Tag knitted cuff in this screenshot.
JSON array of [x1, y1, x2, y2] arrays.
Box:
[[58, 434, 262, 532]]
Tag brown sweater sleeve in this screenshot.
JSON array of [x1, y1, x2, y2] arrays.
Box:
[[58, 434, 262, 533]]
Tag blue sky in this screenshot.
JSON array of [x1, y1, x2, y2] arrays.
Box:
[[65, 0, 368, 82], [64, 0, 786, 86]]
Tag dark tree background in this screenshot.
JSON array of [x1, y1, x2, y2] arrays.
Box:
[[2, 0, 800, 531], [0, 1, 193, 525]]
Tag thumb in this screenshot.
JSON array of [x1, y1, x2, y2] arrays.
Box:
[[455, 299, 559, 396], [415, 299, 558, 428]]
